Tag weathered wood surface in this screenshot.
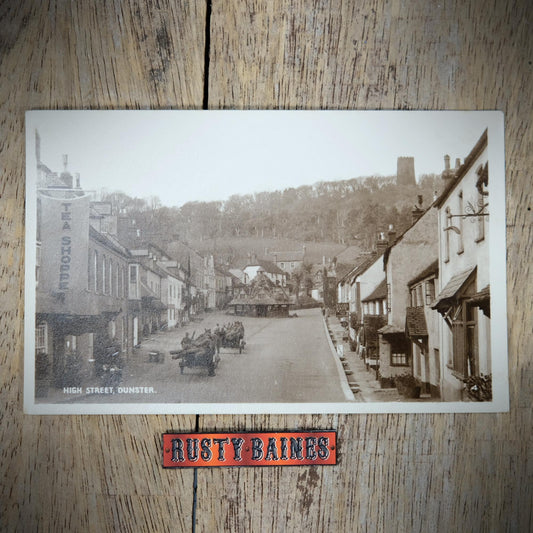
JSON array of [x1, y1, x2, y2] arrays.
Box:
[[1, 1, 531, 532]]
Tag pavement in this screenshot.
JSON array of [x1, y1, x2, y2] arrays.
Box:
[[324, 315, 402, 402]]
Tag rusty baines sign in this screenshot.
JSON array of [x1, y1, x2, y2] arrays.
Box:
[[162, 431, 337, 468]]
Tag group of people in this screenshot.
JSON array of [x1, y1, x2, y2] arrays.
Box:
[[179, 321, 245, 355]]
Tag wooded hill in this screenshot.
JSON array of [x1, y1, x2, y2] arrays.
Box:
[[102, 174, 442, 263]]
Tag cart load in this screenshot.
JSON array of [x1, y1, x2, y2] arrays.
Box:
[[218, 322, 246, 353], [170, 330, 219, 376]]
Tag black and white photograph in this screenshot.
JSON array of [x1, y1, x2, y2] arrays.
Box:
[[24, 110, 508, 414]]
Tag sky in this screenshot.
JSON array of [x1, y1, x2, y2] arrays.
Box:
[[27, 110, 499, 207]]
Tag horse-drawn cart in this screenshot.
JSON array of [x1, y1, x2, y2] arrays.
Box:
[[170, 331, 219, 376], [218, 322, 245, 353]]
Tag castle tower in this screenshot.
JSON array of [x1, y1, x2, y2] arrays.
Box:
[[397, 156, 416, 186]]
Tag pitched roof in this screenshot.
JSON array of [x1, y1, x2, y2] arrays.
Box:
[[408, 259, 439, 287], [244, 260, 285, 275], [268, 250, 305, 262], [338, 255, 372, 285], [378, 324, 404, 335], [361, 280, 387, 302], [433, 129, 488, 208], [405, 307, 428, 337], [229, 272, 290, 306]]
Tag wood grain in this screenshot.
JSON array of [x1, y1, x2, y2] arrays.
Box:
[[1, 1, 532, 531]]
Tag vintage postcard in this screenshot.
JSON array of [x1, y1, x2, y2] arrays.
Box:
[[24, 110, 508, 414]]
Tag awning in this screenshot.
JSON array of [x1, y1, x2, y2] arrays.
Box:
[[431, 266, 476, 313], [405, 307, 428, 337]]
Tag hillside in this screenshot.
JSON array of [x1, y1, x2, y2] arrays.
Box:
[[103, 173, 443, 266]]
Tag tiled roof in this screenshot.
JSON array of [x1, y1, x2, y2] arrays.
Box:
[[405, 307, 428, 337]]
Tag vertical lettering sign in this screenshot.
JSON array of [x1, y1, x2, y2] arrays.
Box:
[[38, 194, 90, 293], [162, 431, 337, 468]]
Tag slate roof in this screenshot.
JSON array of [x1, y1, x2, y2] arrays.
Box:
[[408, 259, 439, 287], [244, 260, 285, 275], [405, 307, 428, 337], [361, 280, 387, 303]]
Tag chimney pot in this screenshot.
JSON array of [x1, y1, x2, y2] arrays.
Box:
[[455, 158, 461, 169], [444, 155, 450, 170]]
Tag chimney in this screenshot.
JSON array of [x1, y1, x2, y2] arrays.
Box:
[[387, 224, 396, 244], [376, 232, 388, 255], [75, 173, 81, 188], [60, 154, 73, 188], [442, 154, 455, 186], [455, 158, 461, 169], [412, 195, 424, 223]]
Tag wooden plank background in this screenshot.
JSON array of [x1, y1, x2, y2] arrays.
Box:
[[1, 1, 531, 531]]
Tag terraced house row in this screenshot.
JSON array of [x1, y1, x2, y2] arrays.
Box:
[[337, 130, 491, 401]]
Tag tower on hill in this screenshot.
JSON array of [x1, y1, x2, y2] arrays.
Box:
[[397, 156, 416, 186]]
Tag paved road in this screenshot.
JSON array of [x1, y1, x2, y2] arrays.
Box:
[[54, 308, 352, 405]]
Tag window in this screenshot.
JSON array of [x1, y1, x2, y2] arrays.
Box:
[[36, 242, 41, 286], [102, 255, 106, 294], [457, 191, 464, 254], [416, 285, 423, 307], [391, 352, 408, 366], [36, 323, 48, 353], [129, 264, 138, 299], [425, 279, 435, 305], [449, 277, 478, 378], [444, 207, 451, 263], [476, 186, 486, 242], [108, 259, 113, 296], [94, 251, 99, 292], [390, 336, 409, 366]]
